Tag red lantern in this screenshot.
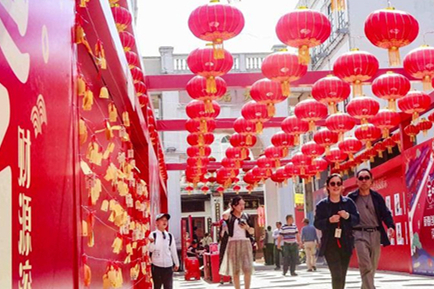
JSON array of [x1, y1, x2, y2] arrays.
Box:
[[397, 90, 431, 121], [261, 50, 308, 96], [264, 146, 285, 168], [310, 157, 328, 178], [355, 124, 382, 149], [312, 75, 351, 113], [201, 186, 210, 195], [404, 124, 420, 142], [244, 171, 259, 187], [313, 129, 339, 155], [271, 132, 294, 157], [346, 96, 380, 125], [225, 147, 246, 167], [284, 162, 301, 181], [291, 152, 312, 174], [417, 118, 433, 136], [217, 168, 236, 187], [301, 141, 325, 159], [232, 185, 241, 194], [251, 166, 268, 182], [276, 7, 331, 65], [187, 146, 212, 158], [371, 109, 401, 138], [271, 167, 289, 184], [188, 1, 244, 59], [187, 157, 209, 168], [185, 119, 216, 134], [364, 8, 419, 66], [294, 98, 328, 131], [125, 51, 138, 68], [230, 134, 256, 159], [186, 76, 227, 113], [281, 116, 309, 145], [365, 148, 378, 163], [250, 78, 286, 117], [325, 112, 356, 141], [403, 45, 434, 91], [187, 47, 233, 93], [338, 137, 363, 160], [186, 100, 221, 133], [187, 133, 214, 147], [333, 49, 379, 96], [429, 111, 434, 123], [119, 31, 135, 52], [371, 72, 411, 111], [373, 142, 386, 158], [234, 117, 256, 145], [221, 157, 241, 171], [112, 6, 132, 31], [382, 137, 396, 154], [241, 101, 271, 134], [134, 81, 147, 97], [325, 148, 348, 169], [130, 66, 144, 84]]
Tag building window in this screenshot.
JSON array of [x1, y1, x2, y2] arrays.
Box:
[[181, 200, 205, 213]]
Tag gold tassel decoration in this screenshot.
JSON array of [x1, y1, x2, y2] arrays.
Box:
[[204, 99, 215, 113], [382, 128, 389, 139], [122, 112, 130, 127], [309, 121, 316, 132], [78, 75, 86, 96], [412, 111, 419, 122], [84, 263, 91, 287], [255, 122, 263, 134], [212, 39, 225, 59], [328, 102, 337, 114], [100, 86, 109, 99], [246, 134, 252, 146], [79, 0, 90, 7], [275, 159, 280, 168], [200, 120, 208, 133], [198, 134, 204, 146], [388, 99, 397, 111], [294, 135, 300, 146], [79, 119, 88, 145], [422, 75, 432, 91], [331, 0, 346, 11], [105, 121, 114, 140], [108, 103, 118, 122], [298, 45, 310, 65], [206, 76, 217, 94], [95, 40, 107, 69], [75, 25, 85, 44], [352, 80, 363, 96], [83, 90, 94, 111], [281, 81, 290, 97], [366, 141, 372, 150], [388, 46, 401, 67], [325, 146, 331, 155], [267, 103, 276, 117]]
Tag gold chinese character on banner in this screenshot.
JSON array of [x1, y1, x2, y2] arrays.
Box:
[[18, 127, 31, 188], [19, 260, 32, 289], [18, 193, 32, 256]]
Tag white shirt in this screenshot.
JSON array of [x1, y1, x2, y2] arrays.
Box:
[[230, 219, 249, 240], [273, 228, 283, 246], [148, 230, 180, 268]]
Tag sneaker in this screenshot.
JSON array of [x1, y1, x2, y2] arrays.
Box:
[[313, 266, 317, 271], [307, 269, 313, 272], [290, 273, 298, 276]]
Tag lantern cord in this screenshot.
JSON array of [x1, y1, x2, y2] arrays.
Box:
[[386, 0, 392, 8], [423, 31, 434, 45]]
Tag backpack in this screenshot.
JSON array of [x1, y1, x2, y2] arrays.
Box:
[[153, 231, 173, 247]]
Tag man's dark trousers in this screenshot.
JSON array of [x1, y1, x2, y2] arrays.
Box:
[[282, 243, 298, 275], [152, 265, 173, 289]]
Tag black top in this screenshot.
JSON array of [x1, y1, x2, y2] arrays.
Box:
[[314, 196, 360, 256], [348, 189, 395, 246], [227, 212, 253, 238]]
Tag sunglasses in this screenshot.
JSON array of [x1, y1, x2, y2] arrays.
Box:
[[329, 181, 342, 187], [358, 176, 371, 181]]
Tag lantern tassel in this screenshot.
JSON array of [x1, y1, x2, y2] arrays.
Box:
[[329, 103, 337, 114], [423, 75, 432, 91], [197, 158, 202, 167], [325, 146, 331, 155], [213, 39, 224, 60], [281, 81, 290, 97], [387, 146, 393, 154], [353, 80, 363, 96], [309, 121, 316, 132], [256, 122, 263, 134], [388, 99, 396, 111], [200, 120, 208, 133], [283, 147, 288, 157], [275, 159, 280, 168], [331, 0, 345, 11], [316, 172, 320, 178], [388, 47, 401, 67], [349, 153, 354, 161], [199, 147, 205, 156], [338, 132, 344, 142], [241, 148, 247, 160], [204, 100, 214, 113], [382, 128, 389, 139], [267, 103, 276, 117], [366, 141, 372, 149], [334, 162, 340, 169], [246, 134, 253, 146], [198, 134, 204, 146], [206, 76, 217, 94], [294, 135, 300, 146], [298, 45, 310, 65], [412, 112, 419, 122], [370, 156, 375, 163], [378, 150, 383, 158]]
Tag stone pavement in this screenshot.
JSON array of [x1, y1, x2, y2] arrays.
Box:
[[173, 263, 434, 289]]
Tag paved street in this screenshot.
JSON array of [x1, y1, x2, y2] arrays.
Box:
[[173, 263, 434, 289]]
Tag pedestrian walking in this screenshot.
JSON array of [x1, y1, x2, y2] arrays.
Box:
[[219, 196, 255, 289], [273, 222, 283, 270], [314, 174, 360, 289], [348, 169, 395, 289], [277, 215, 301, 276], [262, 226, 275, 265], [149, 213, 179, 289], [218, 207, 232, 284], [301, 218, 319, 272]]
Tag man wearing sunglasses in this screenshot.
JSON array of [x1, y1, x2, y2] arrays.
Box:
[[348, 169, 395, 289]]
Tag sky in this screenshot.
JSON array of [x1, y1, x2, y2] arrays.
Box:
[[136, 0, 298, 57]]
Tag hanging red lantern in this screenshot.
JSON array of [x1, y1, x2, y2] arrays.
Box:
[[251, 166, 269, 182], [354, 124, 382, 149], [310, 157, 328, 178], [134, 81, 147, 97], [397, 90, 431, 121], [244, 171, 259, 187], [373, 142, 386, 158], [382, 137, 396, 154], [371, 109, 401, 138], [346, 96, 380, 125], [276, 7, 331, 65], [271, 167, 289, 184], [185, 185, 194, 194], [234, 117, 256, 146], [325, 112, 356, 141], [186, 100, 221, 133], [264, 146, 285, 168], [313, 128, 339, 155], [186, 76, 227, 113], [325, 148, 348, 169], [201, 186, 210, 195], [230, 134, 256, 159], [221, 157, 241, 171], [130, 66, 144, 84], [365, 148, 378, 163], [217, 168, 236, 187], [232, 185, 241, 194], [185, 119, 217, 134], [294, 98, 328, 131], [281, 116, 309, 145], [404, 124, 420, 142], [301, 141, 325, 159], [187, 157, 209, 168], [403, 45, 434, 91], [241, 101, 271, 134], [312, 75, 351, 113], [187, 46, 233, 93], [261, 50, 308, 96], [250, 78, 286, 117], [257, 156, 275, 177], [125, 51, 139, 68], [429, 111, 434, 123], [187, 146, 212, 158], [111, 6, 132, 31], [187, 133, 214, 148], [284, 162, 301, 181], [291, 152, 312, 175], [188, 0, 244, 59], [371, 71, 411, 111], [119, 31, 135, 52], [338, 137, 363, 161], [225, 147, 246, 168], [333, 49, 379, 96], [271, 132, 294, 157], [364, 8, 419, 66], [417, 118, 433, 136]]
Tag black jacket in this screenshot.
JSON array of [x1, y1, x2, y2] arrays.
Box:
[[227, 212, 253, 238], [347, 189, 395, 246], [314, 196, 360, 256]]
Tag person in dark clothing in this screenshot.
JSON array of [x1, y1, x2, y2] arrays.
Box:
[[348, 169, 395, 289], [314, 174, 360, 289]]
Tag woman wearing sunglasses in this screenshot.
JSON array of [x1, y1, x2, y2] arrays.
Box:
[[314, 174, 360, 289]]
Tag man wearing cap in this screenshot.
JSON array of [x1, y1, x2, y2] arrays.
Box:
[[149, 213, 179, 289]]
